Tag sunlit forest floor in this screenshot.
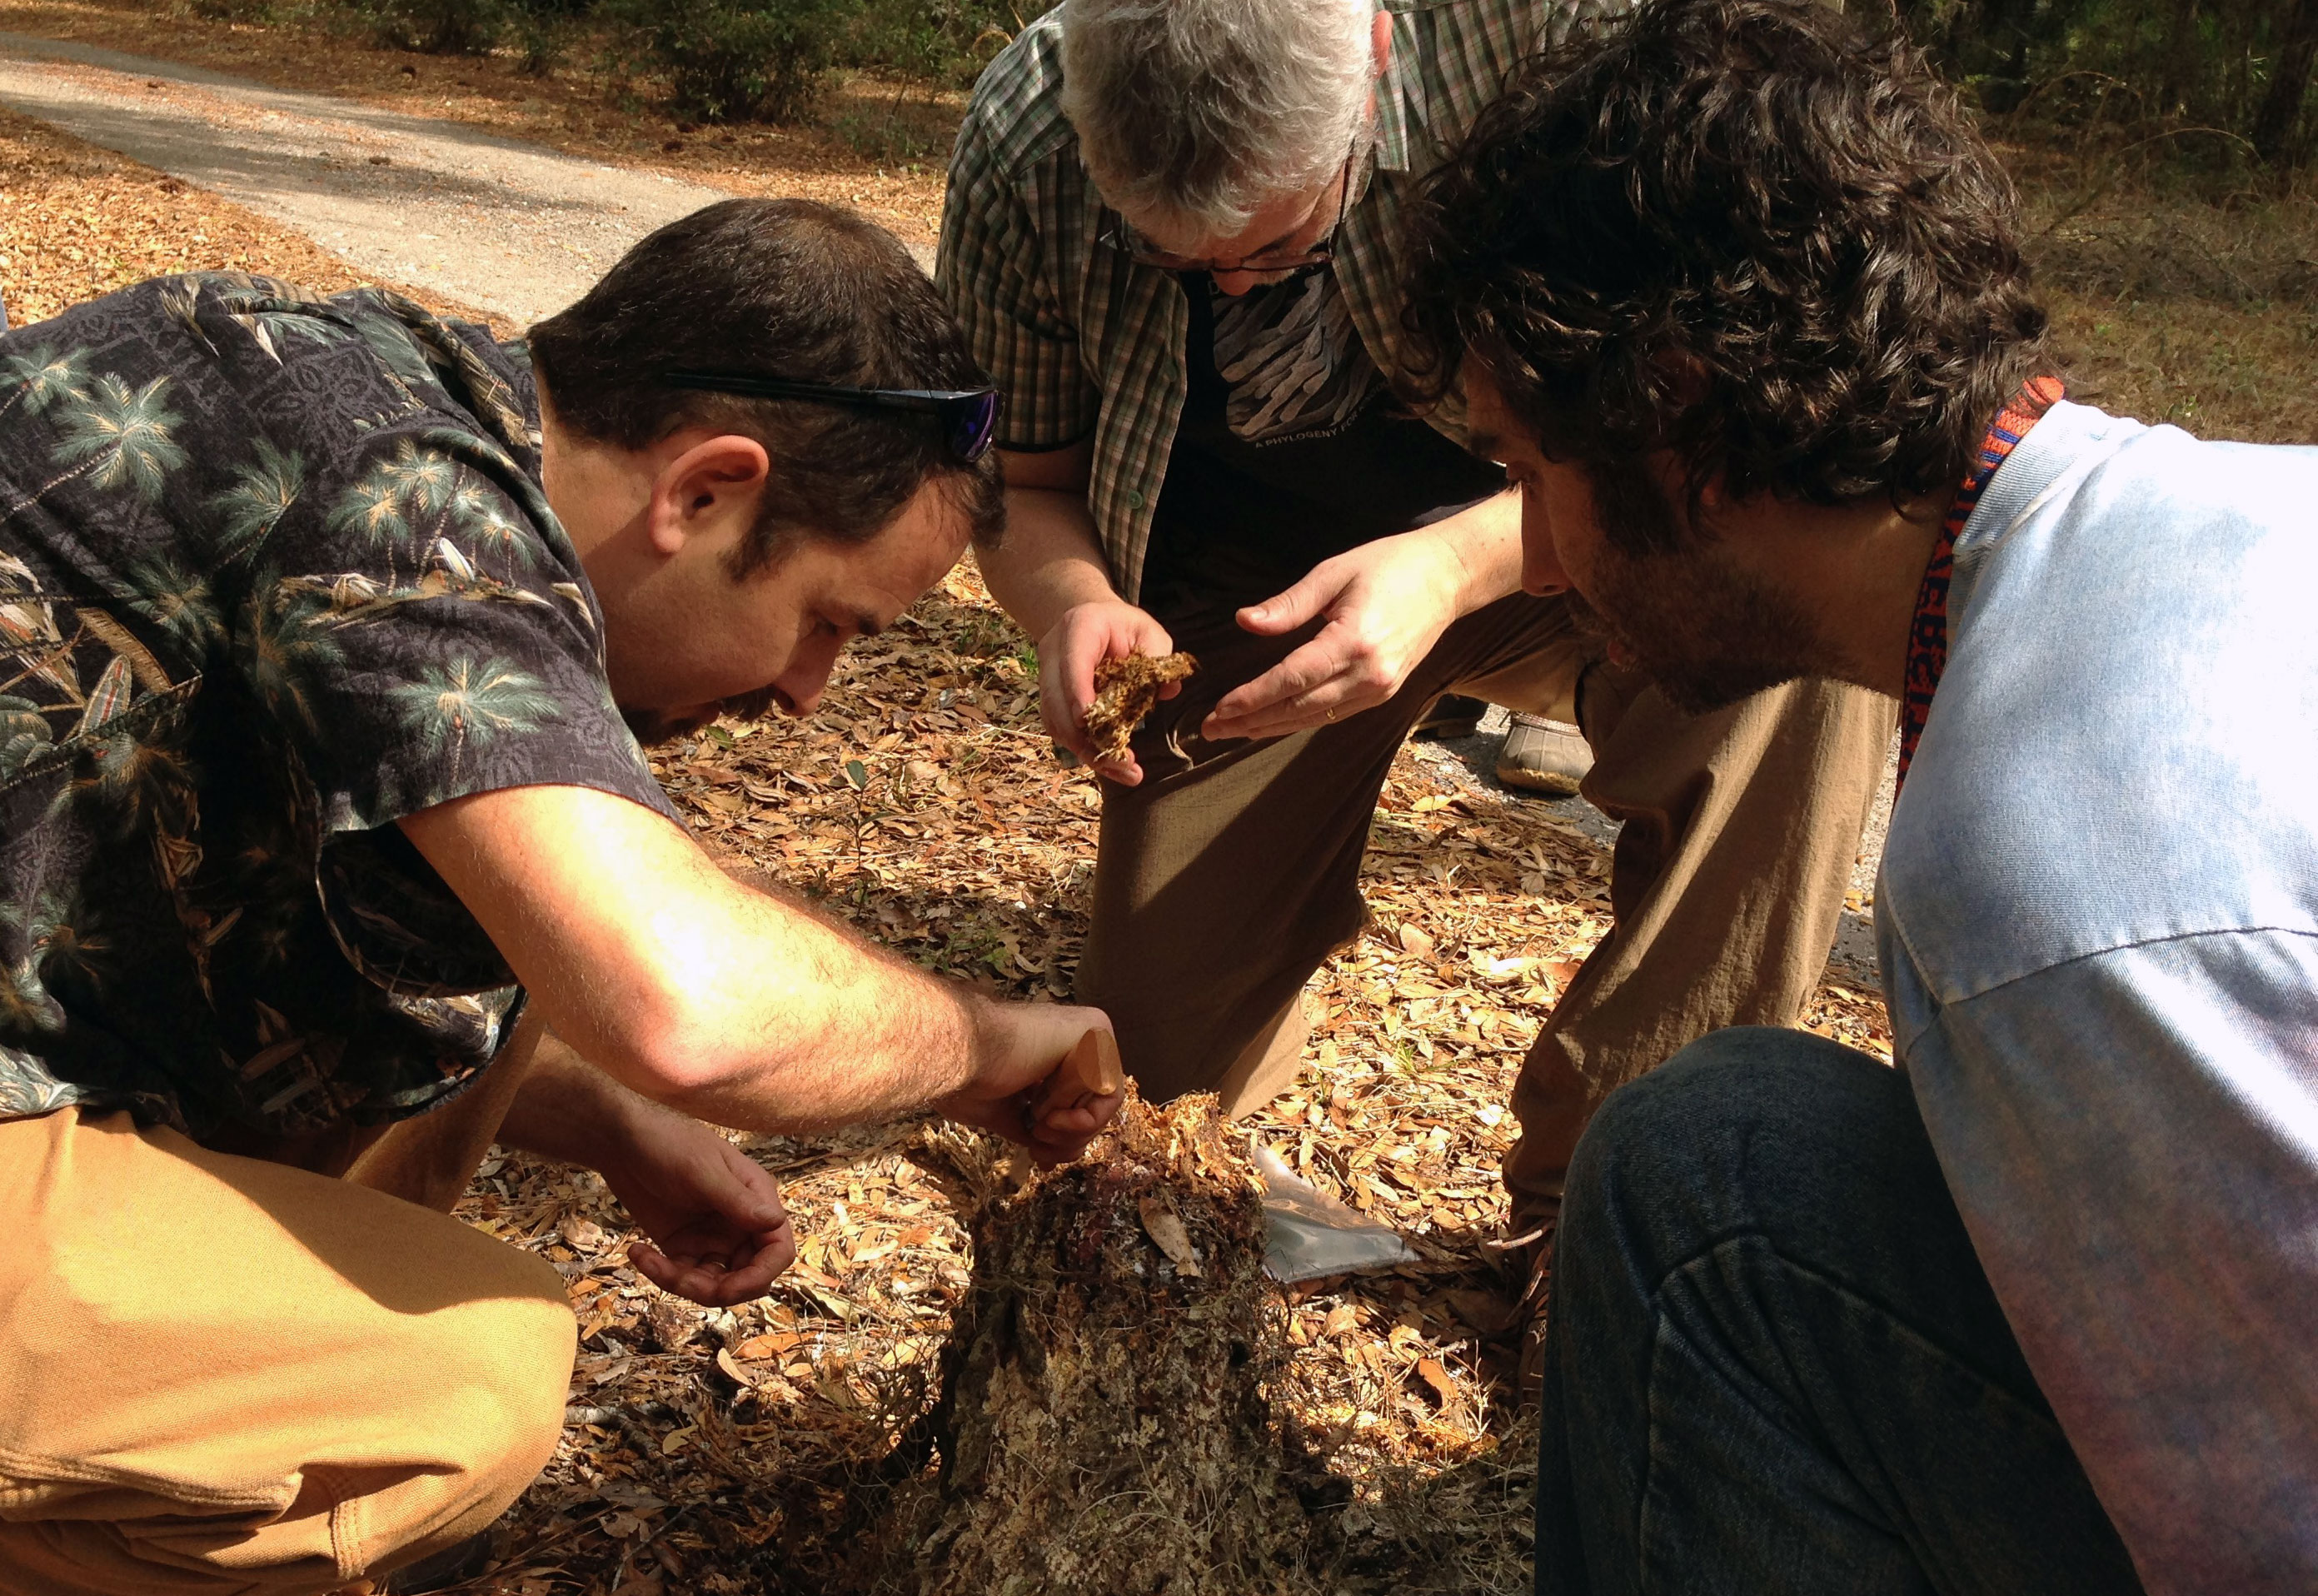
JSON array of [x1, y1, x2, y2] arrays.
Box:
[[0, 4, 2310, 1591]]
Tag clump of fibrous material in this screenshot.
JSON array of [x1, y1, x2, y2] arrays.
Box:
[[886, 1088, 1319, 1595], [1082, 651, 1198, 764]]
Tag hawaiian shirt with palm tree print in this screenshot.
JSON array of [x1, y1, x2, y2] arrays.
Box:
[[0, 272, 675, 1144]]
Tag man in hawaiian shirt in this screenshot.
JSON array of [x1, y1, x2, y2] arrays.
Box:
[[0, 198, 1114, 1595]]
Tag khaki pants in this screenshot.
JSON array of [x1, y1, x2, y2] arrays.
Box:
[[1076, 586, 1893, 1238], [0, 1022, 572, 1595]]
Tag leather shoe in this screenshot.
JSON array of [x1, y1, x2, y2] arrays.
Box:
[[1495, 712, 1591, 796]]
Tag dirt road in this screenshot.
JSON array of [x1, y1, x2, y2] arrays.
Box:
[[0, 30, 736, 325]]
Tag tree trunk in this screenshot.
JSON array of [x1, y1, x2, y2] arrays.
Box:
[[1963, 0, 2039, 110], [2254, 0, 2318, 161], [870, 1095, 1322, 1596], [2159, 0, 2201, 113]]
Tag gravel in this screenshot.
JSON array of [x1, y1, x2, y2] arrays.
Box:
[[0, 30, 736, 325]]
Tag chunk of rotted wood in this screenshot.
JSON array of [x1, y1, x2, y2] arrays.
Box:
[[1082, 651, 1198, 765]]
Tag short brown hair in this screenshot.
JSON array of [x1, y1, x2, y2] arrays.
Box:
[[529, 197, 1001, 575], [1401, 0, 2052, 548]]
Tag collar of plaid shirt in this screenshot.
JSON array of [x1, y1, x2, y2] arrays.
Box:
[[1895, 375, 2068, 798], [938, 0, 1603, 603]]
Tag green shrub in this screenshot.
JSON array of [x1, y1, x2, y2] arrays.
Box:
[[510, 6, 574, 73], [836, 0, 1054, 87], [607, 0, 842, 123], [350, 0, 509, 53]]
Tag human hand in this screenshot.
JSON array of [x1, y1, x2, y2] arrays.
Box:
[[595, 1102, 797, 1307], [1201, 528, 1467, 742], [1039, 600, 1179, 786], [940, 1000, 1124, 1165]]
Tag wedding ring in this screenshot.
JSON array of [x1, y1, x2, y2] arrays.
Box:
[[1324, 707, 1338, 721]]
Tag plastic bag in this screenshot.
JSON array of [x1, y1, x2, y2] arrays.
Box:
[[1252, 1140, 1418, 1283]]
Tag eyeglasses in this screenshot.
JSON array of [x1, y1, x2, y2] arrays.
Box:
[[1097, 132, 1362, 277], [662, 370, 1001, 465]]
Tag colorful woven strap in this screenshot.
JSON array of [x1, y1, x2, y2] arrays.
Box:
[[1895, 375, 2067, 797]]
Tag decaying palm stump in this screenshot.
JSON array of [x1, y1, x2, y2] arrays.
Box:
[[892, 1091, 1318, 1595]]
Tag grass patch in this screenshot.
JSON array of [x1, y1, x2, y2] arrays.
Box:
[[2005, 122, 2318, 440]]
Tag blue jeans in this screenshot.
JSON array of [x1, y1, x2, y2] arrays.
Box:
[[1536, 1028, 2144, 1594]]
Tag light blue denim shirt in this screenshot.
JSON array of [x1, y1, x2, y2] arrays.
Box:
[[1878, 401, 2318, 1594]]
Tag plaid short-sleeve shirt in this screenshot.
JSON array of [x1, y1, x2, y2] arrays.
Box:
[[936, 0, 1614, 603]]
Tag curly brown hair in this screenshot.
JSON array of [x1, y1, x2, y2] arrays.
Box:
[[1400, 0, 2052, 551]]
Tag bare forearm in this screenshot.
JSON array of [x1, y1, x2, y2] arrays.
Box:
[[656, 876, 990, 1131], [979, 484, 1119, 639], [1417, 486, 1526, 615], [495, 1026, 651, 1170], [402, 787, 987, 1136]]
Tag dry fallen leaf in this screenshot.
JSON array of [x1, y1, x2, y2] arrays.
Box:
[[1413, 1357, 1459, 1409], [730, 1329, 808, 1362], [1444, 1287, 1518, 1337], [1136, 1193, 1202, 1277]]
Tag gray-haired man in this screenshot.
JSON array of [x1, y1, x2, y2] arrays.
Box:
[[937, 0, 1892, 1312]]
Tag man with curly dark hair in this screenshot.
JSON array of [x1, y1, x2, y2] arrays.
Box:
[[1404, 0, 2318, 1589]]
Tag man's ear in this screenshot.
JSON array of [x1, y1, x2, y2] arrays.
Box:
[[642, 434, 770, 558], [1371, 7, 1391, 75]]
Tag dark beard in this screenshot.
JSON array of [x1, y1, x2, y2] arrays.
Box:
[[621, 706, 701, 748], [1576, 461, 1846, 716], [621, 684, 784, 749]]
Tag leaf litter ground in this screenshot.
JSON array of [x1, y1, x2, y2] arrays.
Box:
[[0, 99, 483, 324], [0, 57, 1903, 1594], [441, 561, 1893, 1596]]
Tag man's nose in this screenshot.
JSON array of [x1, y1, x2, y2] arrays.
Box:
[[773, 664, 831, 718], [775, 629, 852, 718], [1521, 546, 1571, 597], [775, 681, 823, 718], [1209, 268, 1261, 297], [1520, 511, 1572, 596]]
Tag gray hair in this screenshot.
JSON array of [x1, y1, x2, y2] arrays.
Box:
[[1059, 0, 1375, 238]]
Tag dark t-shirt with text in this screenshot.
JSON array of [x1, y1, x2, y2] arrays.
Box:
[[1143, 269, 1504, 603]]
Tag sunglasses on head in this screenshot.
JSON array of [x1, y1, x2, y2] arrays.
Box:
[[662, 369, 1001, 465]]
